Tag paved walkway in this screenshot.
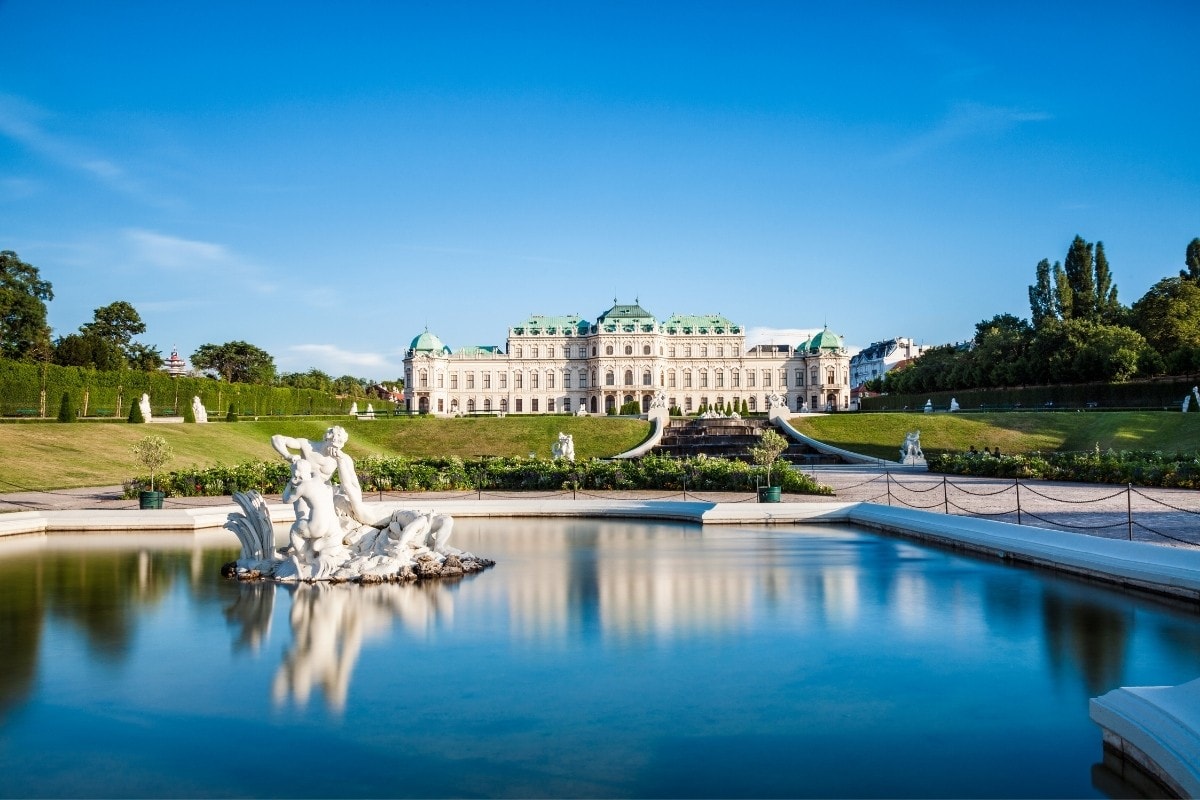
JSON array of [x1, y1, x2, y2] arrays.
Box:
[[2, 464, 1197, 547]]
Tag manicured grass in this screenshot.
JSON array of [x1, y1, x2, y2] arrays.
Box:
[[0, 416, 651, 491], [787, 411, 1200, 461]]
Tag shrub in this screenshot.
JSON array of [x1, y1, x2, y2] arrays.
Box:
[[57, 391, 75, 422], [127, 399, 145, 423], [225, 403, 238, 422]]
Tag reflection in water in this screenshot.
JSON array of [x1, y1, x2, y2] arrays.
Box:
[[270, 581, 456, 712], [224, 581, 276, 653]]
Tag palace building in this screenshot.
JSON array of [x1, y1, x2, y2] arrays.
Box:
[[403, 301, 850, 416]]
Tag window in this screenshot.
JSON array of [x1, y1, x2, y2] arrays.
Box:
[[642, 371, 652, 386], [467, 399, 475, 412], [531, 399, 539, 412], [532, 346, 539, 359], [684, 346, 692, 357], [531, 371, 539, 389], [717, 346, 724, 357], [606, 371, 615, 386], [438, 399, 444, 412], [547, 370, 555, 389], [450, 373, 459, 390], [500, 373, 508, 389], [811, 367, 819, 384], [419, 369, 428, 389], [484, 398, 492, 411], [564, 371, 572, 389], [795, 369, 803, 386], [591, 346, 597, 357], [643, 344, 651, 355], [579, 369, 588, 388], [548, 399, 555, 412], [563, 398, 571, 412], [684, 371, 693, 388], [437, 373, 444, 388], [700, 346, 708, 357], [500, 399, 508, 411], [716, 370, 724, 388], [466, 372, 475, 389], [563, 346, 570, 358], [733, 370, 740, 387], [515, 372, 524, 390], [827, 367, 835, 384], [748, 370, 755, 387], [483, 372, 491, 389], [700, 370, 708, 388], [624, 344, 633, 355], [577, 345, 586, 358], [624, 369, 633, 385], [591, 368, 597, 386], [780, 370, 787, 387], [668, 370, 677, 388], [516, 399, 523, 412], [685, 397, 693, 412], [515, 346, 523, 358], [606, 345, 614, 355], [763, 370, 772, 387]]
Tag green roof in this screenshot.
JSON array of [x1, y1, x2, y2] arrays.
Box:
[[597, 302, 655, 323], [510, 314, 590, 336], [409, 330, 451, 354], [805, 327, 844, 352], [661, 313, 740, 334], [454, 345, 504, 356]]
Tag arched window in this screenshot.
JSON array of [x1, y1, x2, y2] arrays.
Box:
[[624, 344, 633, 355], [606, 371, 615, 386], [606, 345, 614, 355], [642, 370, 652, 386], [467, 399, 475, 412], [484, 398, 492, 411], [591, 368, 598, 386], [643, 344, 651, 355], [500, 399, 508, 412], [624, 369, 634, 385]]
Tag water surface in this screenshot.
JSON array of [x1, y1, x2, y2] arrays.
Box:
[[2, 520, 1199, 798]]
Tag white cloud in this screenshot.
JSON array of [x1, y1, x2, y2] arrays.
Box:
[[885, 102, 1051, 164], [125, 229, 229, 270], [282, 344, 404, 378]]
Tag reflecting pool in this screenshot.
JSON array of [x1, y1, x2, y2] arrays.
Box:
[[2, 519, 1199, 798]]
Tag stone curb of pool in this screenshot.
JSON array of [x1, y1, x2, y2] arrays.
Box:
[[1, 497, 1198, 797]]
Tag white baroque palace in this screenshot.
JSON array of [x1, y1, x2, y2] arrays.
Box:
[[403, 302, 850, 417]]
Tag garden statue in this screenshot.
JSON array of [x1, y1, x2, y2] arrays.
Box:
[[552, 432, 576, 462], [923, 399, 933, 413], [950, 398, 960, 412], [192, 395, 208, 423], [899, 430, 926, 465], [575, 404, 587, 416], [139, 393, 153, 422], [650, 390, 668, 409], [349, 402, 358, 416], [225, 428, 493, 583]]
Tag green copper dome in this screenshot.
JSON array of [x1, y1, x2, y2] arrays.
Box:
[[805, 327, 843, 352], [409, 330, 451, 354]]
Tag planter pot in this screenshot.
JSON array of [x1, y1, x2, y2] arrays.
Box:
[[139, 490, 165, 510], [758, 486, 781, 503]]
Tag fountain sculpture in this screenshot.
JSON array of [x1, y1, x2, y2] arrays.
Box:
[[224, 426, 494, 583]]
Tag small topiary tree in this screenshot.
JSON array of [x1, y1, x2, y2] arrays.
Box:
[[128, 399, 145, 423], [57, 391, 76, 422], [740, 399, 750, 416], [131, 435, 174, 492], [226, 403, 239, 422], [749, 429, 790, 487], [182, 400, 196, 423], [619, 400, 641, 416]]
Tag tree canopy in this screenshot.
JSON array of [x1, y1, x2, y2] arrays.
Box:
[[0, 251, 53, 361], [191, 341, 276, 384]]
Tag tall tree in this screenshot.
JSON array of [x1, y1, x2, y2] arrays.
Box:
[[1052, 260, 1072, 320], [1092, 241, 1121, 323], [1063, 235, 1096, 321], [81, 301, 145, 350], [0, 251, 54, 361], [1182, 237, 1200, 282], [1028, 258, 1055, 328], [191, 341, 276, 384]]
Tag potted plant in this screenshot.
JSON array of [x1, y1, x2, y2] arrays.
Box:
[[750, 428, 789, 503], [131, 434, 174, 509]]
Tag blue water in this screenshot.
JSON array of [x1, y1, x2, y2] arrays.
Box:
[[2, 519, 1199, 798]]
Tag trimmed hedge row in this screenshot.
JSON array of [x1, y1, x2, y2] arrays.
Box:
[[862, 380, 1200, 412], [927, 449, 1200, 489], [0, 359, 347, 418], [126, 453, 835, 497]]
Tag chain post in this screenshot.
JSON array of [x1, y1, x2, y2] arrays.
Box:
[[942, 476, 948, 515], [886, 469, 892, 506], [1127, 483, 1133, 541], [1015, 478, 1021, 525]]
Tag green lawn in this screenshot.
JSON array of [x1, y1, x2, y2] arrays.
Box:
[[0, 416, 651, 491], [788, 411, 1200, 461]]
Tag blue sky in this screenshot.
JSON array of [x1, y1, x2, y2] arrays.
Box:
[[1, 1, 1197, 381]]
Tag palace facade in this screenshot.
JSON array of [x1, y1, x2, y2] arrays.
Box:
[[403, 301, 850, 416]]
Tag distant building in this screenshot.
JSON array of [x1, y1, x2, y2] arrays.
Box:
[[163, 347, 186, 377], [403, 301, 851, 416], [849, 337, 927, 388]]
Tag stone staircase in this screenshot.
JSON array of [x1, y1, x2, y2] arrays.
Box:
[[651, 417, 844, 464]]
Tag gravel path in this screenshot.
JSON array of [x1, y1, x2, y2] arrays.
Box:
[[2, 464, 1197, 547]]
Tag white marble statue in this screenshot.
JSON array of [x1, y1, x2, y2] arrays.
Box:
[[574, 404, 587, 416], [949, 398, 960, 412], [349, 402, 359, 416], [650, 390, 668, 409], [899, 430, 926, 465], [551, 432, 576, 462], [139, 393, 152, 422], [923, 399, 933, 413], [766, 392, 785, 411], [271, 426, 369, 525], [226, 429, 493, 583], [192, 395, 208, 423], [365, 403, 374, 419]]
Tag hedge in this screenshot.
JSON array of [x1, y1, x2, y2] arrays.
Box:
[[0, 358, 347, 418], [927, 449, 1200, 489], [862, 380, 1200, 413], [126, 453, 835, 498]]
